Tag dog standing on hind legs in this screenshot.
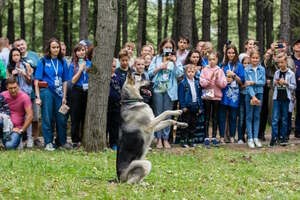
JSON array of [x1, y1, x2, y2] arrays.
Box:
[[116, 70, 188, 184]]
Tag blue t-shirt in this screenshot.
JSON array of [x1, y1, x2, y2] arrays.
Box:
[[68, 60, 92, 87], [23, 51, 39, 70], [221, 62, 245, 108], [35, 56, 69, 97]]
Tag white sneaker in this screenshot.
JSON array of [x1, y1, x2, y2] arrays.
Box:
[[27, 139, 33, 148], [17, 141, 24, 150], [45, 143, 55, 151], [247, 139, 255, 148], [254, 138, 262, 148], [237, 140, 244, 144]]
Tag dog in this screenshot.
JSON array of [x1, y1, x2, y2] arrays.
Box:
[[116, 70, 188, 184]]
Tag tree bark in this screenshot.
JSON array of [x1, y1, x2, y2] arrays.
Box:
[[114, 0, 121, 57], [80, 0, 89, 40], [122, 0, 128, 45], [238, 0, 249, 52], [83, 0, 117, 152], [256, 0, 264, 56], [163, 0, 169, 39], [265, 0, 273, 48], [31, 0, 36, 50], [202, 0, 211, 41], [192, 0, 198, 47], [157, 0, 162, 49], [290, 0, 300, 42], [172, 0, 181, 43], [63, 0, 69, 55], [20, 0, 25, 39], [178, 0, 193, 43], [93, 0, 98, 38], [279, 0, 290, 43], [7, 0, 14, 43], [217, 0, 228, 59], [0, 0, 6, 16], [137, 0, 147, 56], [43, 0, 56, 49], [69, 0, 74, 52]]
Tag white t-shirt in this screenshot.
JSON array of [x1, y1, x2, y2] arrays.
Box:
[[187, 78, 197, 102]]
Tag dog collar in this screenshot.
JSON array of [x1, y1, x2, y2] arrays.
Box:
[[121, 99, 144, 105]]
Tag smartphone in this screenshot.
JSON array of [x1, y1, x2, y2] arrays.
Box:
[[79, 58, 83, 64], [277, 43, 284, 49]]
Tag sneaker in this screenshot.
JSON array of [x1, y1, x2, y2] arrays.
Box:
[[181, 144, 189, 148], [26, 139, 33, 148], [34, 138, 43, 148], [211, 138, 220, 147], [204, 138, 210, 148], [280, 138, 288, 146], [269, 138, 277, 147], [60, 143, 73, 150], [247, 139, 255, 148], [254, 138, 262, 148], [230, 137, 235, 143], [17, 141, 24, 150], [237, 140, 244, 144], [45, 143, 55, 151], [220, 137, 225, 144]]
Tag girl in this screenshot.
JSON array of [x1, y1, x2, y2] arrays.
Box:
[[35, 38, 70, 151], [148, 38, 183, 149], [238, 55, 250, 144], [219, 45, 245, 143], [244, 50, 266, 148], [69, 44, 92, 148], [200, 52, 227, 147], [184, 49, 202, 78]]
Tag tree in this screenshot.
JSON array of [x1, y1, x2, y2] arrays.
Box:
[[122, 0, 128, 45], [279, 0, 290, 43], [172, 0, 181, 43], [265, 0, 273, 48], [136, 0, 147, 55], [93, 0, 98, 38], [157, 0, 162, 49], [0, 0, 5, 16], [79, 0, 89, 40], [163, 0, 169, 39], [202, 0, 211, 41], [31, 0, 36, 50], [237, 0, 249, 53], [114, 0, 121, 57], [191, 0, 198, 47], [43, 0, 56, 49], [7, 0, 14, 43], [63, 0, 69, 55], [20, 0, 25, 40], [178, 0, 193, 43], [217, 0, 228, 59], [256, 0, 264, 56], [83, 0, 117, 152], [69, 0, 74, 52]]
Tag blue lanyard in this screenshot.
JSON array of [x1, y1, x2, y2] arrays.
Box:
[[202, 58, 208, 66]]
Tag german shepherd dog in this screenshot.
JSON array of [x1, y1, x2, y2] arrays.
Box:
[[117, 70, 188, 184]]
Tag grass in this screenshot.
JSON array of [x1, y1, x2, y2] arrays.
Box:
[[0, 145, 299, 200]]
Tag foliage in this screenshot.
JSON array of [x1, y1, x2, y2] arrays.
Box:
[[0, 146, 299, 199]]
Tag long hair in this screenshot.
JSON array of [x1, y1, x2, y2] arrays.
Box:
[[224, 44, 239, 67], [44, 38, 63, 61], [158, 38, 176, 55], [71, 43, 87, 73], [7, 47, 22, 74], [184, 49, 202, 66]]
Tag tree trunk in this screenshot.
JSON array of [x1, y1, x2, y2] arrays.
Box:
[[0, 16, 2, 37], [20, 0, 25, 39], [0, 0, 6, 16], [191, 0, 198, 47], [43, 0, 56, 49], [137, 0, 147, 56], [63, 0, 69, 55], [157, 0, 162, 49], [83, 0, 117, 152], [265, 0, 273, 48], [7, 0, 14, 43], [202, 0, 211, 41], [217, 0, 228, 59], [256, 0, 264, 56], [69, 0, 74, 52], [178, 0, 193, 43], [172, 0, 181, 43], [163, 0, 169, 39], [121, 0, 127, 45], [80, 0, 89, 40], [93, 0, 98, 38], [114, 0, 121, 57], [279, 0, 290, 43], [290, 0, 300, 42], [31, 0, 36, 50]]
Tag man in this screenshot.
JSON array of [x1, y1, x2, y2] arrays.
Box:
[[1, 77, 33, 149], [176, 36, 189, 66], [293, 39, 300, 138], [14, 38, 40, 148]]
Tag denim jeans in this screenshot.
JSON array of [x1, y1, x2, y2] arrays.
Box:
[[153, 92, 174, 140], [40, 88, 67, 146], [295, 91, 300, 136], [2, 132, 21, 150], [219, 104, 238, 138], [245, 93, 263, 139], [271, 100, 289, 140], [238, 93, 246, 140]]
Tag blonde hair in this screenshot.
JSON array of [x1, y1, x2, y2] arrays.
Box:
[[124, 42, 135, 50], [134, 57, 145, 66], [277, 52, 288, 61], [249, 49, 260, 58], [185, 64, 196, 72]]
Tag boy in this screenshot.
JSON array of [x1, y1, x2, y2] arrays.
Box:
[[176, 36, 189, 65], [178, 64, 203, 147], [270, 53, 296, 146]]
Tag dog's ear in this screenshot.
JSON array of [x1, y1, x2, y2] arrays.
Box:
[[127, 68, 135, 85]]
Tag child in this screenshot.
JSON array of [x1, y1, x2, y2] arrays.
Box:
[[178, 64, 203, 147], [176, 36, 190, 65], [143, 54, 153, 73], [200, 52, 227, 147], [184, 49, 202, 78], [69, 43, 92, 148], [270, 53, 296, 146], [238, 55, 250, 144], [245, 50, 265, 148], [133, 57, 152, 104]]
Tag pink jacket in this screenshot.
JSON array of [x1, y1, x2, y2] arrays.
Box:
[[200, 66, 227, 101]]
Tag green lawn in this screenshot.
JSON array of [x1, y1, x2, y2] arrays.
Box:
[[0, 145, 299, 200]]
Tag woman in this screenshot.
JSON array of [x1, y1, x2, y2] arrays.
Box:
[[34, 38, 71, 151], [148, 38, 183, 149]]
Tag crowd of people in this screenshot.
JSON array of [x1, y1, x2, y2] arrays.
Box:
[[0, 35, 299, 151]]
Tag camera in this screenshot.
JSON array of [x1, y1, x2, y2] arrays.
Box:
[[277, 43, 284, 49], [226, 40, 232, 47]]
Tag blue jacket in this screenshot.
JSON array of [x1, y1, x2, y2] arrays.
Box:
[[245, 64, 266, 97], [221, 62, 245, 107], [178, 76, 203, 112], [148, 55, 183, 101]]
